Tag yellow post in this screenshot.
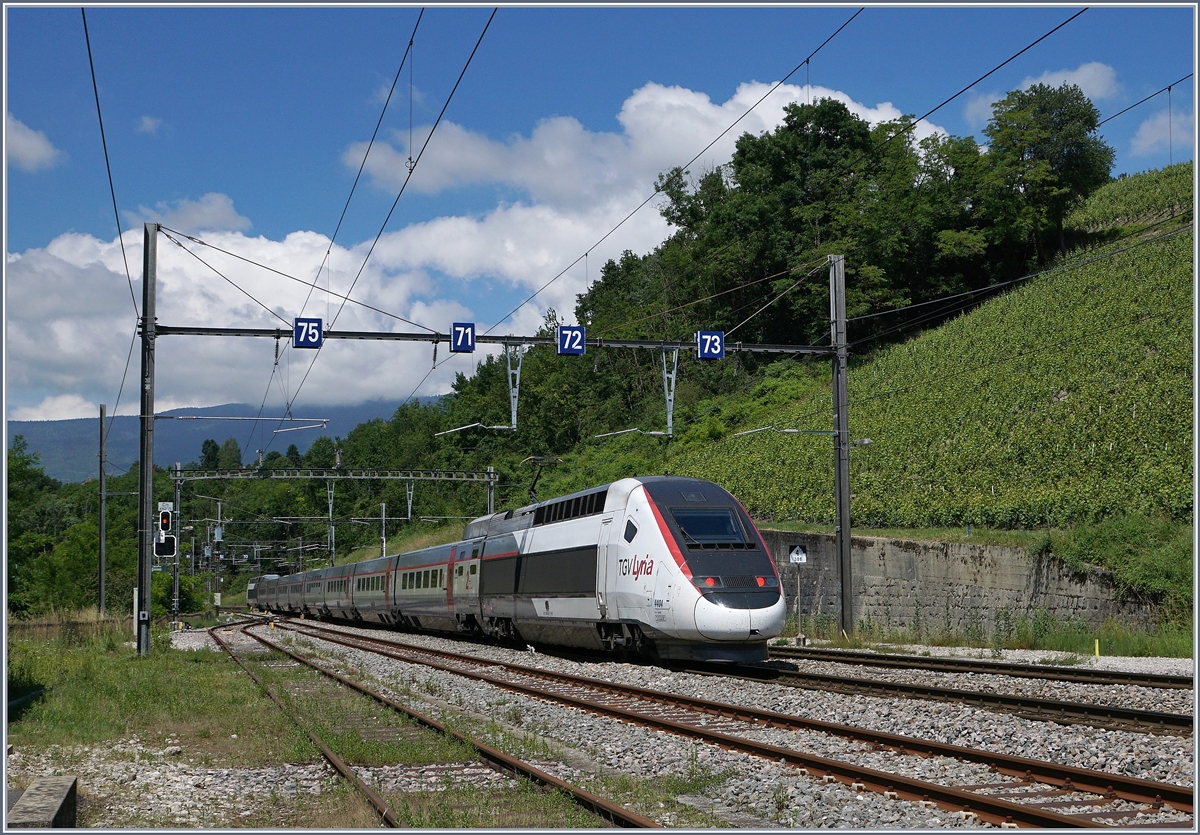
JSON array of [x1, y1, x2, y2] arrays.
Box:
[[1095, 638, 1100, 657]]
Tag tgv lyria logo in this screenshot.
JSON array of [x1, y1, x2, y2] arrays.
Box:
[[619, 555, 655, 580]]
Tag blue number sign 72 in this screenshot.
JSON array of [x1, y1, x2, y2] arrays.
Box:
[[557, 326, 586, 355]]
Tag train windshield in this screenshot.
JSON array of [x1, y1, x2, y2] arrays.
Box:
[[670, 508, 747, 543]]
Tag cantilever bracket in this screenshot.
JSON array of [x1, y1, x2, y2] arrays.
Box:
[[662, 348, 678, 439], [506, 344, 525, 430]]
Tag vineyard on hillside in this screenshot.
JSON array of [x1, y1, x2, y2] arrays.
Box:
[[1066, 161, 1192, 231], [674, 207, 1192, 530]]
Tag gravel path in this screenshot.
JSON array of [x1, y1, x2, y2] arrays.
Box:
[[6, 738, 336, 828]]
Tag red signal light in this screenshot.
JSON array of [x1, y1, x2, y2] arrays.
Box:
[[159, 510, 172, 533]]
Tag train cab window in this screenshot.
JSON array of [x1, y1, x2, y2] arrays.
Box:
[[456, 566, 463, 577], [470, 564, 478, 575], [624, 520, 638, 543], [670, 508, 752, 546]]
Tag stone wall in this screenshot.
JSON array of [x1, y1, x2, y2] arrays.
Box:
[[759, 529, 1159, 633]]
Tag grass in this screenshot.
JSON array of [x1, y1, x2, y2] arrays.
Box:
[[388, 779, 606, 828], [341, 523, 466, 564], [794, 609, 1193, 658], [6, 624, 316, 765], [757, 521, 1052, 548]]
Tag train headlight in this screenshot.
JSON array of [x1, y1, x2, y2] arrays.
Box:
[[756, 576, 765, 587]]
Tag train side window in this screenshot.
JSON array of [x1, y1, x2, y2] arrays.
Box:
[[401, 574, 407, 590], [470, 563, 478, 575], [624, 520, 638, 543], [440, 569, 445, 588], [456, 566, 463, 577]]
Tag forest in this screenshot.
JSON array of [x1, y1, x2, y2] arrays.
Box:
[[7, 83, 1192, 618]]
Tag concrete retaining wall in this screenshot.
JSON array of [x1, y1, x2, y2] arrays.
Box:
[[760, 529, 1159, 633]]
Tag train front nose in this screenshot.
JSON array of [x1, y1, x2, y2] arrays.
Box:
[[693, 591, 787, 641]]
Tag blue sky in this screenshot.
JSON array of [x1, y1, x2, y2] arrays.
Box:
[[5, 4, 1195, 427]]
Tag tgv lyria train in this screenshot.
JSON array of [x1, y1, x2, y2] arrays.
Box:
[[250, 476, 785, 662]]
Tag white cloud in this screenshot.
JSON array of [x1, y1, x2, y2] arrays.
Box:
[[5, 226, 476, 412], [127, 193, 252, 233], [9, 79, 950, 415], [964, 92, 1002, 130], [137, 115, 163, 134], [1130, 107, 1195, 156], [350, 80, 946, 208], [1021, 62, 1119, 100], [6, 112, 65, 172], [10, 394, 99, 421]]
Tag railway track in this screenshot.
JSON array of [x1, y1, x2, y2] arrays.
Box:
[[268, 619, 1194, 828], [212, 621, 656, 828], [768, 645, 1195, 689], [686, 660, 1194, 736]]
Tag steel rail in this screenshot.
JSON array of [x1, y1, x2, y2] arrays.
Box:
[[276, 620, 1193, 814], [768, 646, 1195, 690], [697, 662, 1193, 736], [207, 624, 403, 827], [273, 621, 1191, 827], [246, 625, 658, 828]]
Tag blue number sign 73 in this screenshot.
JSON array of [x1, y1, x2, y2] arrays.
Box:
[[557, 326, 586, 355], [697, 330, 724, 360], [294, 318, 323, 349]]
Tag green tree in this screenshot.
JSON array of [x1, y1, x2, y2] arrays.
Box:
[[982, 83, 1115, 259], [200, 438, 220, 468], [286, 443, 303, 467], [305, 436, 336, 468], [217, 437, 242, 469]]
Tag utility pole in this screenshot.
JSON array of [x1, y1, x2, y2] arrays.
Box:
[[173, 463, 182, 623], [136, 222, 159, 656], [98, 404, 107, 615], [327, 481, 335, 566], [829, 254, 852, 637], [486, 466, 494, 515], [380, 502, 387, 557]]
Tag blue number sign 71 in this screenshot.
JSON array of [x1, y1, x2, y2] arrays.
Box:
[[294, 318, 323, 349], [697, 330, 724, 360], [450, 322, 476, 352], [557, 326, 586, 356]]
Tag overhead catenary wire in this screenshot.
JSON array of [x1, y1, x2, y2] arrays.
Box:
[[484, 7, 865, 337], [299, 8, 426, 320], [161, 230, 291, 325], [278, 9, 497, 443], [1098, 73, 1193, 127], [82, 8, 139, 441], [849, 217, 1192, 348], [160, 228, 433, 331], [592, 8, 1089, 345]]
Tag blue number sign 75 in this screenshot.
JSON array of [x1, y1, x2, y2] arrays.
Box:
[[557, 326, 586, 356], [294, 318, 323, 348]]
